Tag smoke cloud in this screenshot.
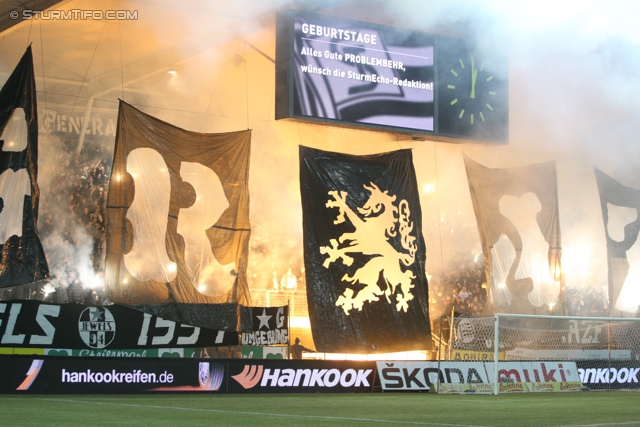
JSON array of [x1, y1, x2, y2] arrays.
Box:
[[0, 0, 638, 318]]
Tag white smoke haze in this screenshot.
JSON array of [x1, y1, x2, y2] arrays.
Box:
[[0, 0, 638, 314]]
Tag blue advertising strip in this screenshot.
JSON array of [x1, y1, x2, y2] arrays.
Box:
[[227, 360, 376, 393], [0, 356, 378, 394], [576, 361, 640, 390]]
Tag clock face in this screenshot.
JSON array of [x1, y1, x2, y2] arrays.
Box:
[[447, 56, 498, 127], [436, 40, 508, 142]]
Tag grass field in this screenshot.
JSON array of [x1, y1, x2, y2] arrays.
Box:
[[1, 392, 639, 427]]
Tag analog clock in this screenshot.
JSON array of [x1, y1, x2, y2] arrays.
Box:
[[447, 56, 498, 127], [436, 41, 508, 142]]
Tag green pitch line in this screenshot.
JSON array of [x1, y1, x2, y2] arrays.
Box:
[[0, 392, 639, 427]]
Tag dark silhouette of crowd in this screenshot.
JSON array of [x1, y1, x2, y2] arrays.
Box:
[[566, 286, 608, 317], [428, 224, 489, 318], [36, 136, 112, 305]]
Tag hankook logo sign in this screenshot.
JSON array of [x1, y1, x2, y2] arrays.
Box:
[[230, 363, 373, 391]]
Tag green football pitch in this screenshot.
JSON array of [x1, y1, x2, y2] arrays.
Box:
[[1, 392, 639, 426]]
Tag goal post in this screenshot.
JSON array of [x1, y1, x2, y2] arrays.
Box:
[[493, 313, 640, 395], [448, 313, 640, 394]]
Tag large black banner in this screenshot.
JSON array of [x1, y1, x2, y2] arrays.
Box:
[[0, 47, 48, 287], [240, 306, 289, 345], [104, 101, 252, 331], [464, 155, 565, 315], [0, 300, 237, 350], [594, 168, 640, 316], [299, 146, 431, 353]]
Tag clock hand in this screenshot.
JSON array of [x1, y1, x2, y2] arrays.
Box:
[[470, 57, 477, 99]]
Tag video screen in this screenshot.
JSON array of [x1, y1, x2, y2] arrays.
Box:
[[286, 12, 435, 132]]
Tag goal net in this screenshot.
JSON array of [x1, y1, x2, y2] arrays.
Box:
[[445, 314, 640, 394]]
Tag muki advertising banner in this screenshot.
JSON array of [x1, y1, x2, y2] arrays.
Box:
[[0, 355, 226, 393], [241, 306, 288, 346], [377, 361, 582, 393], [0, 301, 237, 350]]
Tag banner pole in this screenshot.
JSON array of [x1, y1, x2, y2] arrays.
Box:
[[436, 315, 443, 394], [287, 298, 291, 359], [438, 315, 443, 361], [493, 314, 499, 395]]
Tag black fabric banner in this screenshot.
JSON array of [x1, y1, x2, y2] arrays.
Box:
[[105, 101, 252, 331], [594, 168, 640, 316], [240, 306, 289, 345], [0, 47, 48, 287], [0, 300, 237, 349], [464, 155, 565, 315], [299, 146, 431, 353]]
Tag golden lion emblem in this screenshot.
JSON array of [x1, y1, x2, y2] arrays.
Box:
[[320, 182, 417, 314]]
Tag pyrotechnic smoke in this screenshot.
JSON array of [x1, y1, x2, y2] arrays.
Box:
[[0, 0, 639, 316]]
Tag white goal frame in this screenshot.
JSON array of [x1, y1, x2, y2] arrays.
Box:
[[492, 313, 640, 395]]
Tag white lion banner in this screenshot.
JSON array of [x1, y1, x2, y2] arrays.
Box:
[[300, 146, 431, 353]]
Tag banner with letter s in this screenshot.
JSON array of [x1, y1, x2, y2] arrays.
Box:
[[0, 300, 237, 350]]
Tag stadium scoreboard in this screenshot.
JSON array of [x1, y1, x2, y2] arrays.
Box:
[[275, 9, 508, 144]]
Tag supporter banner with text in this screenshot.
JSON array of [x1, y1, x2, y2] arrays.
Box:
[[0, 300, 237, 350], [240, 306, 289, 345], [300, 146, 431, 353], [0, 46, 49, 287], [105, 101, 252, 331]]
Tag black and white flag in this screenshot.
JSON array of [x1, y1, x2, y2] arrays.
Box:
[[300, 146, 431, 353], [0, 46, 48, 287], [464, 155, 564, 315], [594, 168, 640, 316], [240, 306, 289, 346], [104, 101, 252, 331]]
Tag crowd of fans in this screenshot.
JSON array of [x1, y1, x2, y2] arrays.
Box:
[[36, 136, 111, 305], [0, 138, 622, 320], [428, 224, 489, 318], [566, 286, 609, 317]]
